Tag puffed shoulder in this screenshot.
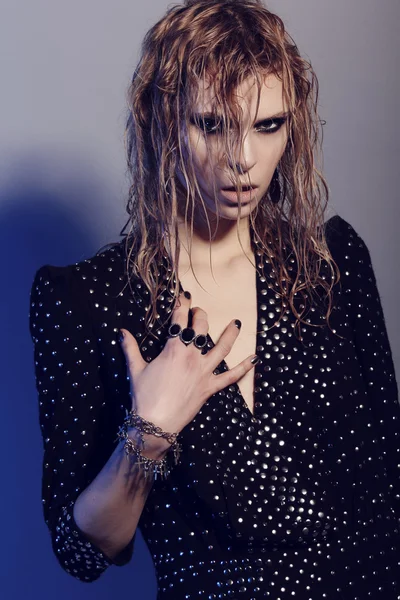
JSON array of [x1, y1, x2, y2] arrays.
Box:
[[324, 213, 368, 254], [29, 263, 94, 346], [322, 213, 376, 280], [324, 213, 359, 244]]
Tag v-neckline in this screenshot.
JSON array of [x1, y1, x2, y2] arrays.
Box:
[[174, 230, 264, 422]]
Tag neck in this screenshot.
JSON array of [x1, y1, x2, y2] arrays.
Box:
[[165, 215, 254, 268]]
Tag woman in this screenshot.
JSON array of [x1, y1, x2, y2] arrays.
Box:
[[29, 0, 400, 598]]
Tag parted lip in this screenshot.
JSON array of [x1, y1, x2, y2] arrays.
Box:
[[221, 184, 258, 190]]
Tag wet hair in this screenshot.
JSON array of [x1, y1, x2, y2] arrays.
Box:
[[111, 0, 340, 343]]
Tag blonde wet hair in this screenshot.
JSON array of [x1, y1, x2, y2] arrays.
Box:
[[114, 0, 340, 343]]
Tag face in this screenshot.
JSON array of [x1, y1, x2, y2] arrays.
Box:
[[176, 73, 289, 221]]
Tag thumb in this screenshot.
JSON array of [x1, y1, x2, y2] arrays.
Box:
[[118, 328, 147, 379]]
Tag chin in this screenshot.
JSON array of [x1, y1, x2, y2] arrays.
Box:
[[213, 206, 256, 220]]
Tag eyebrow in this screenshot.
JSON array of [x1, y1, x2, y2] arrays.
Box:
[[192, 110, 290, 126]]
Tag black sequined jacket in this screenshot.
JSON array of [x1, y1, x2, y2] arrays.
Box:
[[29, 215, 400, 599]]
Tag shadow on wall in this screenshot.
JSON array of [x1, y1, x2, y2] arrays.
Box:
[[0, 148, 157, 599]]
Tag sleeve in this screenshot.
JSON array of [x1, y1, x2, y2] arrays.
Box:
[[331, 217, 400, 516], [29, 264, 135, 582]]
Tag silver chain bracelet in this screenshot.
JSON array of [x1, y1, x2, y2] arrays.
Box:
[[115, 408, 182, 481]]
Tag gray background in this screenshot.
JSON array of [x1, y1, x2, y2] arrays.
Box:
[[1, 0, 399, 598]]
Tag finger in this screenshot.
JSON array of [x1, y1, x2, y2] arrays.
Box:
[[205, 318, 242, 371], [165, 290, 193, 349], [209, 353, 260, 396], [190, 306, 209, 336], [118, 328, 146, 378], [171, 290, 192, 328]]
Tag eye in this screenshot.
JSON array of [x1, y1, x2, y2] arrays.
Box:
[[257, 117, 287, 134], [189, 115, 288, 135], [190, 116, 223, 135]]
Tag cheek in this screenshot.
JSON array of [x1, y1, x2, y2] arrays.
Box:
[[259, 137, 287, 169], [186, 129, 201, 157], [187, 135, 215, 175]]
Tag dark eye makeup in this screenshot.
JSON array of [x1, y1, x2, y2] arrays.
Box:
[[189, 112, 289, 135]]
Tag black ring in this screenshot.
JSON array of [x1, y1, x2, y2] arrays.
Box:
[[168, 322, 182, 337], [179, 327, 196, 345], [167, 323, 206, 352], [193, 334, 207, 349]]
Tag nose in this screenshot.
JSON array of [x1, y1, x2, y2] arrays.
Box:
[[226, 135, 256, 174]]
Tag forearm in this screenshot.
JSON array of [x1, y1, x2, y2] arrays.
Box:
[[73, 429, 171, 560]]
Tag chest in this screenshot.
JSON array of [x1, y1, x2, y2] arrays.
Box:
[[178, 259, 259, 416]]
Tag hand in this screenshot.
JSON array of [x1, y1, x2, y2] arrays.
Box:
[[118, 291, 258, 437]]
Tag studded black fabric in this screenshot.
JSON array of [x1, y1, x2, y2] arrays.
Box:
[[29, 215, 400, 599]]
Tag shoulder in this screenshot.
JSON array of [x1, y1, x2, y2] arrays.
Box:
[[322, 215, 383, 311], [324, 214, 366, 250], [29, 241, 128, 343], [279, 213, 369, 259], [323, 213, 373, 274], [279, 213, 373, 281], [30, 240, 126, 303]]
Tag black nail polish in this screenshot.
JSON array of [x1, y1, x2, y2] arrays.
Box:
[[117, 330, 125, 344], [184, 291, 191, 299], [250, 355, 260, 365], [234, 319, 242, 329]]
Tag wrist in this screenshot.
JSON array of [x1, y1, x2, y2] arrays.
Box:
[[127, 427, 171, 460]]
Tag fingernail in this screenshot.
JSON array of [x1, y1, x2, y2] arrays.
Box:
[[117, 329, 125, 344], [234, 319, 242, 329], [250, 355, 260, 365], [184, 291, 191, 299]]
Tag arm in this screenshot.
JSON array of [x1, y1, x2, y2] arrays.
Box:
[[329, 216, 400, 513], [29, 264, 168, 582], [72, 426, 169, 563]]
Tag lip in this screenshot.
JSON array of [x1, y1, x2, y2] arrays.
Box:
[[220, 187, 258, 204]]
